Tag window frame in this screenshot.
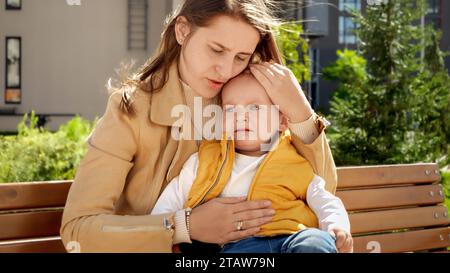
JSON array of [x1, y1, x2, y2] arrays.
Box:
[[5, 36, 22, 104], [338, 0, 361, 45], [5, 0, 22, 10]]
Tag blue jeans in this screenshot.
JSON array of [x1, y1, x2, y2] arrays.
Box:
[[220, 228, 337, 253]]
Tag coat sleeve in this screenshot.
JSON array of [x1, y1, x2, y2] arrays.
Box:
[[288, 114, 338, 194], [60, 90, 175, 253]]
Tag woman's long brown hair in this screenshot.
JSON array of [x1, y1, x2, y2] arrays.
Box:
[[116, 0, 283, 117]]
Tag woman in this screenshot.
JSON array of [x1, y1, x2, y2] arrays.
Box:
[[60, 0, 337, 253]]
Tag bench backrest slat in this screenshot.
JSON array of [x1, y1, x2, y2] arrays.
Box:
[[0, 181, 72, 210], [337, 163, 440, 188], [349, 205, 449, 234], [336, 184, 445, 211], [0, 210, 63, 240]]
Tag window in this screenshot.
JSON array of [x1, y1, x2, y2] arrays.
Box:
[[127, 0, 148, 50], [5, 0, 21, 10], [427, 0, 440, 14], [339, 16, 357, 44], [311, 48, 320, 76], [339, 0, 361, 11], [308, 48, 320, 109], [426, 0, 441, 28], [339, 0, 361, 45], [5, 37, 21, 104]]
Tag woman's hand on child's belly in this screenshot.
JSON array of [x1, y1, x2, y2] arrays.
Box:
[[189, 196, 276, 245]]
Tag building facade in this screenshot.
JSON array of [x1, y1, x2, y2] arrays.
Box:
[[0, 0, 178, 131], [1, 0, 448, 131]]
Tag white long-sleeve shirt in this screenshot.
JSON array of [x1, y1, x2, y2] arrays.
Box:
[[151, 151, 350, 240]]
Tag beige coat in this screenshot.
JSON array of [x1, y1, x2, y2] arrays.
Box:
[[60, 62, 337, 253]]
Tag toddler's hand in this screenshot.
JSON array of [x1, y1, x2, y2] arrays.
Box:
[[329, 228, 353, 253]]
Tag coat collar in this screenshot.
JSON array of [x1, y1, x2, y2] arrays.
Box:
[[150, 62, 186, 127]]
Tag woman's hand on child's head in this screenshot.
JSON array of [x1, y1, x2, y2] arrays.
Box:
[[329, 228, 353, 253], [248, 61, 314, 123], [189, 197, 275, 245]]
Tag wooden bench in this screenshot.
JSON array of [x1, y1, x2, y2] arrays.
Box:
[[0, 163, 449, 253], [0, 181, 69, 253], [336, 163, 450, 252]]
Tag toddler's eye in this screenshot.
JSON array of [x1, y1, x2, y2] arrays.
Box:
[[248, 104, 260, 111], [225, 106, 236, 113]]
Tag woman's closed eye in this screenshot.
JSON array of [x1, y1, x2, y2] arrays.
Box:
[[210, 46, 247, 62], [235, 55, 247, 62], [210, 46, 224, 54]]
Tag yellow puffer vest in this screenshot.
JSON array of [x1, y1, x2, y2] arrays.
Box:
[[184, 130, 319, 236]]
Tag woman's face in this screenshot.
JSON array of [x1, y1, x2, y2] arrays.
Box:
[[176, 15, 260, 99]]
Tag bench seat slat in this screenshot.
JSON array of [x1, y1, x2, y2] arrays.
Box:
[[336, 184, 445, 211], [337, 163, 440, 189], [0, 210, 63, 240], [349, 205, 450, 234], [0, 181, 72, 210], [353, 227, 450, 253], [0, 236, 66, 253]]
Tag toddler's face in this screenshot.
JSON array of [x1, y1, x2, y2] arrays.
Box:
[[221, 72, 286, 155]]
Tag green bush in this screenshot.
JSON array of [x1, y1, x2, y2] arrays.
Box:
[[275, 22, 310, 83], [0, 112, 96, 183], [442, 171, 450, 214], [323, 0, 450, 167]]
